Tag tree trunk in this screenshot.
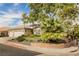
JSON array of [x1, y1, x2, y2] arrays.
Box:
[[23, 23, 26, 34], [32, 22, 35, 34], [76, 39, 79, 50]]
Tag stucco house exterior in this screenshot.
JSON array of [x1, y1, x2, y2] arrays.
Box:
[[0, 23, 40, 39]]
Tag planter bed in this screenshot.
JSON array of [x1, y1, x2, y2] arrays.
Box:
[[30, 43, 66, 48], [9, 40, 71, 48]]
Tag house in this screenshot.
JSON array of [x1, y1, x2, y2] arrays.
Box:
[[0, 23, 40, 39], [0, 27, 9, 37]]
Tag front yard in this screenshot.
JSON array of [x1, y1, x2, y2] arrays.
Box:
[[10, 32, 74, 48]]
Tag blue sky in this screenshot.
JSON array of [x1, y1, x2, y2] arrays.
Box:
[[0, 3, 30, 28]]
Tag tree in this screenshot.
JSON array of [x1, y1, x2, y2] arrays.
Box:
[[22, 12, 28, 33], [27, 4, 79, 46], [71, 24, 79, 50], [28, 4, 78, 34]]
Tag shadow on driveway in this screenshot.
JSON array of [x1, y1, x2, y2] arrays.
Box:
[[0, 44, 42, 56]]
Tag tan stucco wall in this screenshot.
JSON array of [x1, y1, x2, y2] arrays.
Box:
[[8, 29, 25, 38]]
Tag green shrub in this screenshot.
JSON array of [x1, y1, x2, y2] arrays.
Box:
[[25, 34, 41, 42], [41, 32, 67, 43], [16, 35, 26, 42], [29, 34, 40, 38], [68, 25, 79, 39], [16, 33, 67, 43], [15, 34, 41, 42]]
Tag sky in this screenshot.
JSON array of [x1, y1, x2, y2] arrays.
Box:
[[0, 3, 30, 28]]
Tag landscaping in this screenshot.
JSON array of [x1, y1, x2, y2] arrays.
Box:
[[10, 4, 79, 48], [11, 33, 69, 48]]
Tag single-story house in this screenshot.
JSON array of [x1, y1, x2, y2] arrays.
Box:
[[0, 24, 41, 39]]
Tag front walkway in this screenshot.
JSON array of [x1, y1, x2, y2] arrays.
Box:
[[0, 38, 79, 56]]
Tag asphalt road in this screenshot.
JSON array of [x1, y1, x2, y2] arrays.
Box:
[[0, 44, 42, 56], [0, 43, 79, 56]]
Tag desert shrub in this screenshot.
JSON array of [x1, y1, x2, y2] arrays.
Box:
[[25, 34, 41, 42], [15, 33, 67, 43], [16, 35, 26, 42], [15, 34, 41, 42], [41, 32, 67, 43], [29, 34, 40, 38]]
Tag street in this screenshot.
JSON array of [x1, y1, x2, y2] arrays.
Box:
[[0, 44, 42, 56], [0, 38, 79, 56]]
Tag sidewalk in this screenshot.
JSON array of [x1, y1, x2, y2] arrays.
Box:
[[0, 40, 79, 56]]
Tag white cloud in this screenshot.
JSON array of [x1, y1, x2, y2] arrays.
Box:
[[13, 3, 20, 6], [0, 18, 11, 27], [0, 8, 22, 19], [2, 12, 22, 19], [0, 9, 23, 28], [0, 11, 7, 15]]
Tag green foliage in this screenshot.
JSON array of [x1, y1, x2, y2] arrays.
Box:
[[70, 25, 79, 39], [41, 33, 67, 43], [22, 12, 28, 23], [16, 35, 26, 42], [41, 33, 53, 42], [41, 18, 64, 33], [29, 3, 78, 21], [74, 25, 79, 38], [28, 3, 78, 34], [57, 4, 78, 20], [21, 4, 79, 43], [29, 34, 40, 38], [15, 34, 40, 42]]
